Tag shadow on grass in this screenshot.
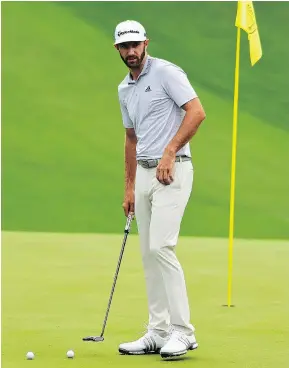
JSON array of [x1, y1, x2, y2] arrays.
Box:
[[160, 356, 196, 363]]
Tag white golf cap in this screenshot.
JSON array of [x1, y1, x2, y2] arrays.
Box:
[[114, 20, 147, 45]]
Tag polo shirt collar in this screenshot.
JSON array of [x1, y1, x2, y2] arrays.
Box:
[[141, 55, 153, 76]]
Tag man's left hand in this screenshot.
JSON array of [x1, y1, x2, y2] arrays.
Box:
[[156, 149, 176, 185]]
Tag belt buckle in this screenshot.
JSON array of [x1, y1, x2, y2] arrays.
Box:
[[148, 159, 156, 168], [144, 160, 150, 169], [140, 160, 149, 169], [139, 159, 159, 169], [151, 159, 160, 168]]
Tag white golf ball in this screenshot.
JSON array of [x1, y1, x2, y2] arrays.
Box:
[[26, 352, 35, 360], [66, 350, 75, 359]]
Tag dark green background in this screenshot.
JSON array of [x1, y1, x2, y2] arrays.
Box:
[[2, 1, 289, 238]]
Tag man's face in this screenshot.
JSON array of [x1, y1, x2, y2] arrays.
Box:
[[116, 40, 148, 69]]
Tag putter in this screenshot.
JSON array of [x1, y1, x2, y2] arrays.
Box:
[[82, 213, 134, 342]]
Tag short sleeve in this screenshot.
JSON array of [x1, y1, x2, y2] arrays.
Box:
[[119, 97, 134, 129], [161, 65, 198, 107]]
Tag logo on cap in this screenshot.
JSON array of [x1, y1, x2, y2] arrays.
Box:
[[117, 30, 140, 37]]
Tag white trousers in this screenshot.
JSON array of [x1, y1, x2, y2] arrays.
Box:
[[135, 159, 195, 336]]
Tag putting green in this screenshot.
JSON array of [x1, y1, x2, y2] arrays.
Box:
[[2, 231, 289, 367]]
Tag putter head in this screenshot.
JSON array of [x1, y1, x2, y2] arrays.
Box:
[[82, 336, 104, 342]]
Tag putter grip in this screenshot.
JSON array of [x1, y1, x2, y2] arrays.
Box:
[[125, 213, 134, 233]]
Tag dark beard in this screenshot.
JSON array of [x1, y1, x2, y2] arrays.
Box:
[[120, 46, 146, 69]]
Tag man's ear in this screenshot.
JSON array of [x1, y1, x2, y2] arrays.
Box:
[[114, 44, 119, 50], [144, 39, 150, 47]]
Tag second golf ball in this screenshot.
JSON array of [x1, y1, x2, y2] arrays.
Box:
[[67, 350, 75, 358], [26, 352, 35, 360]]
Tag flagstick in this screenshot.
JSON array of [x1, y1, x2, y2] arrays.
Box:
[[227, 26, 241, 308]]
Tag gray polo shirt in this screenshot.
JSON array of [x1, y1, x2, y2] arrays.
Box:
[[118, 55, 198, 160]]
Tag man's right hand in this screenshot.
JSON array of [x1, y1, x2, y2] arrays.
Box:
[[122, 189, 135, 217]]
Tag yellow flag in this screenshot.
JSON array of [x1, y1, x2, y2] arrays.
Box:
[[235, 1, 262, 66]]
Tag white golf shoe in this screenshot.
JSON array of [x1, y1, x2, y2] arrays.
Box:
[[119, 331, 168, 355], [160, 330, 198, 358]]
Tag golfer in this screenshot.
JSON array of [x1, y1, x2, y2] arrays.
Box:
[[115, 20, 206, 359]]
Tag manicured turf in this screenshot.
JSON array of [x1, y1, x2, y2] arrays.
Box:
[[2, 231, 289, 368], [2, 3, 288, 367], [2, 2, 289, 239]]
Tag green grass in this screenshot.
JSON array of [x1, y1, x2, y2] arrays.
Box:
[[2, 4, 288, 366], [2, 1, 289, 238], [61, 1, 289, 132], [2, 231, 289, 368]]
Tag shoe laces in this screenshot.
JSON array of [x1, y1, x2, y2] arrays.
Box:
[[171, 330, 183, 337], [170, 330, 188, 342], [137, 324, 158, 341]]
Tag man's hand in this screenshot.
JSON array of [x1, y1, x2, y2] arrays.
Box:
[[122, 188, 135, 217], [156, 149, 176, 185]]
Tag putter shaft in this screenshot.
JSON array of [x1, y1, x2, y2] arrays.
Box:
[[83, 214, 134, 342]]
